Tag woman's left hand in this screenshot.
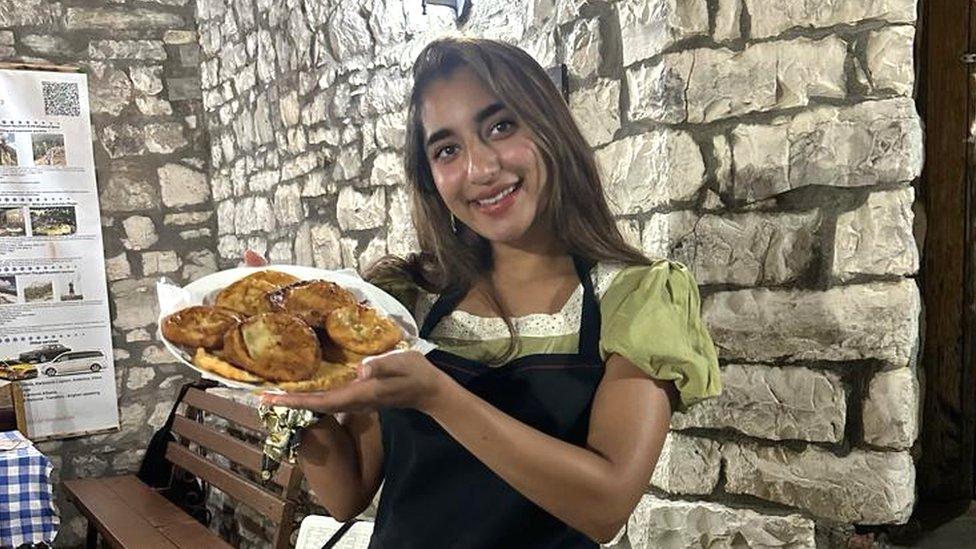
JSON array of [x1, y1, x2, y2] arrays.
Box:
[[261, 349, 453, 415]]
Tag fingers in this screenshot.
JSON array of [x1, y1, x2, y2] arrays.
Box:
[[242, 249, 268, 267], [358, 349, 422, 379]]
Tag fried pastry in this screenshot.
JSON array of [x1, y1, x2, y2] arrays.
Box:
[[325, 304, 403, 355], [274, 361, 360, 392], [267, 280, 357, 328], [221, 312, 321, 382], [215, 270, 301, 316], [193, 348, 263, 382], [161, 306, 243, 350]]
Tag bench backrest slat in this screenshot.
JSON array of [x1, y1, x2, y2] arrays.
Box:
[[182, 387, 263, 432], [165, 441, 288, 523], [171, 414, 295, 489]]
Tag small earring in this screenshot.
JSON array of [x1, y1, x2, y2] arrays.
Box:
[[450, 214, 459, 235]]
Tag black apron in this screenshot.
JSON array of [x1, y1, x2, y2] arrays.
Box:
[[370, 256, 603, 549]]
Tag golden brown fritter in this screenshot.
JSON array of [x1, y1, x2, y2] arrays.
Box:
[[221, 312, 321, 382], [162, 306, 243, 350], [325, 304, 403, 355], [215, 270, 301, 316], [274, 361, 360, 392], [192, 348, 263, 382], [267, 280, 358, 328]]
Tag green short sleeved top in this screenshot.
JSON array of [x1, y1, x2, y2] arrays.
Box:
[[371, 259, 721, 409]]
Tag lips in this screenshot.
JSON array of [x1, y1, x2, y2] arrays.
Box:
[[471, 181, 522, 216], [471, 181, 522, 206]]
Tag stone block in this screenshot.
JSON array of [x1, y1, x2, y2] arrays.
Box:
[[388, 186, 420, 256], [702, 279, 920, 367], [371, 152, 405, 187], [375, 111, 407, 149], [111, 278, 158, 330], [337, 187, 386, 231], [159, 163, 209, 208], [122, 216, 158, 251], [596, 130, 704, 214], [130, 66, 164, 96], [0, 30, 12, 46], [627, 495, 816, 549], [714, 0, 742, 41], [359, 237, 388, 272], [626, 51, 693, 124], [273, 184, 303, 227], [570, 79, 620, 147], [833, 187, 918, 281], [728, 99, 923, 202], [105, 253, 131, 282], [89, 40, 166, 61], [650, 433, 721, 495], [66, 7, 183, 30], [145, 122, 188, 154], [136, 96, 173, 116], [722, 442, 915, 523], [164, 30, 197, 45], [310, 223, 342, 269], [863, 367, 920, 450], [745, 0, 916, 39], [234, 196, 276, 234], [673, 364, 847, 442], [617, 0, 708, 65], [99, 163, 160, 211], [0, 0, 63, 27], [88, 63, 133, 117], [142, 251, 180, 275], [681, 210, 822, 286], [864, 25, 915, 96], [641, 210, 699, 261], [328, 8, 372, 61], [20, 34, 74, 57], [564, 17, 602, 80]]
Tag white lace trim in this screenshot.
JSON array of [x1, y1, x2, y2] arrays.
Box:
[[415, 262, 626, 340]]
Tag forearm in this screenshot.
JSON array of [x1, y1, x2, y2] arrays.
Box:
[[296, 414, 374, 521], [426, 382, 655, 541]]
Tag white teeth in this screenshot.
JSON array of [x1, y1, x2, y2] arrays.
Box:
[[476, 185, 517, 206]]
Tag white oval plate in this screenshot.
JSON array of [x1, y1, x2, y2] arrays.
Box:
[[155, 265, 433, 391]]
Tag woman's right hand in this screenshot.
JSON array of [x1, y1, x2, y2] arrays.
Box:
[[243, 249, 267, 267]]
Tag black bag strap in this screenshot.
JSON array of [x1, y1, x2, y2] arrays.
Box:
[[321, 520, 358, 549], [167, 378, 218, 429]]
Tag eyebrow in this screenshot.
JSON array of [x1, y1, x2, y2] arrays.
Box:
[[425, 102, 508, 148]]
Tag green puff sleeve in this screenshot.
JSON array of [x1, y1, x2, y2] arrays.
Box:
[[599, 260, 722, 410]]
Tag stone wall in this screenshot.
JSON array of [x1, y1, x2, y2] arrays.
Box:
[[195, 0, 922, 547], [0, 1, 212, 546]]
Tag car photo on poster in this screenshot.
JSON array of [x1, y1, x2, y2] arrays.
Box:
[[42, 350, 104, 377], [18, 343, 70, 364]]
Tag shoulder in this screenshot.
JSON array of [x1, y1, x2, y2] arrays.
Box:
[[600, 259, 698, 307]]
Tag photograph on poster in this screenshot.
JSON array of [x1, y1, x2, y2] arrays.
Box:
[[0, 132, 17, 165], [57, 275, 84, 301], [24, 279, 53, 302], [29, 206, 77, 236], [0, 207, 26, 236], [32, 133, 66, 166], [0, 275, 17, 304]]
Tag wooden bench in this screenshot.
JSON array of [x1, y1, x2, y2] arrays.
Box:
[[65, 387, 304, 549]]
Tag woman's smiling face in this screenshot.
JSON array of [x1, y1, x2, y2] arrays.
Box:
[[421, 67, 550, 247]]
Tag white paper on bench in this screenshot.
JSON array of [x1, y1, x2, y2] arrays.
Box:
[[295, 515, 374, 549]]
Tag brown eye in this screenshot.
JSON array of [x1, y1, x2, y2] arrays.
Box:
[[434, 144, 458, 160], [489, 119, 516, 137]]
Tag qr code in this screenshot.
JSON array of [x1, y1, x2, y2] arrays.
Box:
[[42, 81, 81, 117]]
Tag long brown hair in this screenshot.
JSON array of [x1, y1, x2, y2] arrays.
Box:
[[365, 37, 649, 360]]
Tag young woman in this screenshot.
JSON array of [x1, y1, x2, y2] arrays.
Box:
[[259, 37, 721, 548]]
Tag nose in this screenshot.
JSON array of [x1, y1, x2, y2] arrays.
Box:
[[466, 139, 500, 185]]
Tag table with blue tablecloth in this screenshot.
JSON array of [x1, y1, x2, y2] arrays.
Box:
[[0, 430, 59, 548]]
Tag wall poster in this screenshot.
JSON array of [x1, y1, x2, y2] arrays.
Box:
[[0, 65, 119, 440]]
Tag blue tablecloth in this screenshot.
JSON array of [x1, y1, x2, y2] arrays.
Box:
[[0, 430, 59, 548]]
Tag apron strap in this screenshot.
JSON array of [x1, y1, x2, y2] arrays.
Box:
[[571, 255, 602, 363], [420, 285, 465, 339]]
